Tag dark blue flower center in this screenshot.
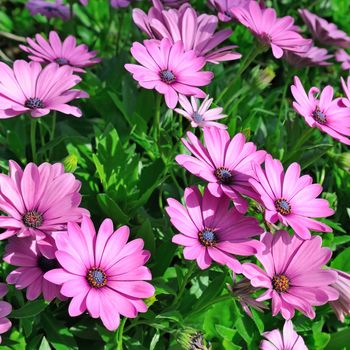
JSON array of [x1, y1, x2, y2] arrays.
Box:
[[38, 256, 59, 273], [214, 167, 233, 185], [274, 198, 291, 215], [312, 107, 327, 124], [55, 57, 69, 65], [86, 268, 107, 288], [24, 97, 44, 109], [198, 228, 217, 247], [193, 112, 204, 123], [22, 210, 43, 228], [160, 69, 176, 84]]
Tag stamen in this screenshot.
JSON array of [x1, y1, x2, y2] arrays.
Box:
[[24, 97, 44, 110], [275, 198, 291, 215], [55, 57, 69, 65], [193, 112, 204, 123], [260, 32, 272, 45], [312, 106, 327, 124], [86, 268, 107, 288], [198, 228, 217, 247], [160, 69, 176, 84], [22, 211, 43, 228], [272, 275, 290, 293], [214, 167, 233, 185]]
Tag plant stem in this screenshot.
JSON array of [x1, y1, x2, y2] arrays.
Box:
[[117, 318, 127, 350], [48, 113, 57, 160], [30, 119, 37, 163], [171, 262, 196, 307], [187, 294, 232, 318], [153, 94, 162, 142]]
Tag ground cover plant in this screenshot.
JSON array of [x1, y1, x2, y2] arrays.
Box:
[[0, 0, 349, 349]]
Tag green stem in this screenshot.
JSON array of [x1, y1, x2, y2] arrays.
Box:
[[117, 318, 127, 350], [187, 294, 232, 318], [284, 127, 314, 163], [171, 262, 196, 307], [30, 119, 37, 163], [153, 94, 162, 142], [48, 113, 57, 160], [115, 13, 125, 54]]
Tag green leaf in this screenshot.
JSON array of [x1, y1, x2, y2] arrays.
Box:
[[137, 218, 156, 254], [10, 300, 48, 319], [215, 325, 237, 341], [97, 193, 130, 224], [326, 328, 350, 350], [39, 337, 51, 350], [331, 247, 350, 272]]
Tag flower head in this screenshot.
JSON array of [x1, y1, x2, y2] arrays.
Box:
[[26, 0, 70, 20], [341, 76, 350, 108], [177, 327, 210, 350], [20, 32, 101, 73], [0, 60, 88, 118], [0, 283, 12, 344], [110, 0, 132, 7], [231, 1, 311, 59], [284, 45, 333, 68], [44, 216, 155, 331], [299, 9, 350, 48], [260, 320, 307, 350], [175, 95, 227, 129], [208, 0, 252, 22], [330, 269, 350, 322], [4, 236, 63, 301], [125, 39, 213, 109], [158, 0, 188, 8], [243, 231, 339, 319], [335, 49, 350, 70], [166, 186, 264, 272], [291, 76, 350, 145], [176, 128, 266, 213], [132, 1, 241, 63], [250, 154, 334, 240], [0, 161, 88, 241]]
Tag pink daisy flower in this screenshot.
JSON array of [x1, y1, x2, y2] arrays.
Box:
[[341, 76, 350, 107], [208, 0, 251, 22], [125, 39, 213, 109], [166, 186, 264, 272], [0, 60, 88, 119], [44, 216, 155, 331], [335, 49, 350, 70], [26, 0, 70, 21], [243, 230, 339, 319], [176, 128, 266, 213], [260, 320, 307, 350], [132, 1, 241, 64], [284, 45, 333, 68], [0, 284, 12, 344], [231, 1, 312, 59], [3, 236, 64, 301], [330, 269, 350, 323], [0, 161, 89, 241], [291, 76, 350, 145], [250, 154, 334, 240], [299, 9, 350, 49], [175, 95, 227, 129], [110, 0, 132, 7], [20, 31, 101, 73]]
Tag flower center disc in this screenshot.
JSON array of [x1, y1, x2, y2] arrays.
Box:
[[272, 274, 290, 293], [22, 210, 43, 228], [160, 69, 176, 84], [38, 256, 59, 273], [274, 198, 291, 215], [193, 112, 204, 123], [312, 107, 327, 124], [198, 229, 217, 247], [24, 97, 44, 109], [214, 167, 233, 185], [260, 32, 272, 45], [86, 268, 107, 288], [55, 57, 69, 65]]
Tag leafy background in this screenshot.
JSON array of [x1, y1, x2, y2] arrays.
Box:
[[0, 0, 350, 349]]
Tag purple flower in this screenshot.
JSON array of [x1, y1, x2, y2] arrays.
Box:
[[284, 45, 333, 68], [330, 269, 350, 322], [336, 49, 350, 70], [26, 0, 70, 21], [0, 284, 12, 344]]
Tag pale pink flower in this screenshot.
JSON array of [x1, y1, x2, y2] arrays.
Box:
[[330, 269, 350, 322], [299, 9, 350, 48], [20, 31, 101, 73], [0, 161, 89, 241], [125, 39, 213, 109], [335, 49, 350, 70], [291, 76, 350, 145], [175, 95, 227, 129], [260, 320, 307, 350], [0, 60, 88, 118], [231, 1, 312, 59], [45, 216, 155, 331], [26, 0, 70, 20], [176, 128, 266, 213], [243, 230, 339, 320], [341, 76, 350, 108], [132, 1, 241, 64], [4, 236, 64, 301], [250, 154, 334, 240], [166, 186, 264, 272], [284, 45, 333, 68], [0, 284, 12, 344], [208, 0, 251, 22]]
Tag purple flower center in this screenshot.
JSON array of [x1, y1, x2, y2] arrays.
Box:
[[272, 274, 290, 293], [55, 57, 69, 65], [312, 107, 327, 124], [22, 210, 43, 228], [214, 167, 233, 185], [260, 32, 272, 45], [87, 268, 107, 288], [24, 97, 44, 110], [274, 198, 291, 215], [38, 256, 59, 273], [160, 70, 176, 84], [198, 228, 217, 247], [193, 112, 204, 123]]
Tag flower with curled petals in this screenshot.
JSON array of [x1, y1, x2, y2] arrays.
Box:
[[284, 45, 333, 68], [243, 231, 339, 320], [208, 0, 252, 22], [44, 216, 155, 331], [0, 283, 12, 344], [330, 269, 350, 323], [166, 186, 264, 272]]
